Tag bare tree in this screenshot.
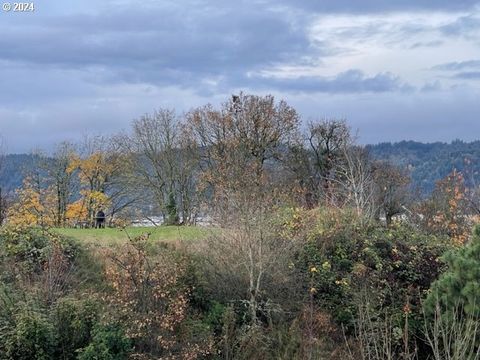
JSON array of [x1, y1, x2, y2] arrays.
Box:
[[335, 146, 376, 221], [198, 191, 298, 325], [346, 292, 417, 360], [283, 119, 352, 208], [40, 142, 76, 227], [176, 128, 201, 224], [373, 162, 411, 226], [117, 109, 199, 224], [282, 136, 318, 208], [424, 298, 480, 360], [307, 119, 352, 205]]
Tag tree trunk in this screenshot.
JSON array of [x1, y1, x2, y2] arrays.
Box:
[[386, 212, 393, 227]]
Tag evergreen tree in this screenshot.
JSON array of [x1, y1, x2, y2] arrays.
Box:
[[425, 226, 480, 316]]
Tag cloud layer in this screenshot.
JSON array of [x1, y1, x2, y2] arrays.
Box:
[[1, 0, 480, 152]]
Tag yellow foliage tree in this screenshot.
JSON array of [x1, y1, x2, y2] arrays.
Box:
[[70, 152, 115, 191], [8, 177, 56, 227], [83, 190, 111, 220], [65, 200, 88, 226], [68, 150, 116, 227]]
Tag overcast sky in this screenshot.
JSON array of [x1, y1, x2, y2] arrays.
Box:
[[1, 0, 480, 153]]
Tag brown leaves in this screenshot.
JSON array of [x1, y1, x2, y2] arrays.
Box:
[[103, 235, 211, 358], [185, 93, 300, 219], [420, 170, 470, 245]]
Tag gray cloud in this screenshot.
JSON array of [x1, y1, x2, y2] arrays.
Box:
[[410, 40, 443, 49], [249, 70, 413, 94], [433, 60, 480, 71], [289, 88, 480, 145], [453, 71, 480, 79], [431, 60, 480, 80], [0, 0, 476, 96], [440, 15, 480, 36], [1, 0, 480, 153], [1, 0, 422, 98], [421, 81, 443, 92], [0, 2, 315, 93], [277, 0, 479, 13]]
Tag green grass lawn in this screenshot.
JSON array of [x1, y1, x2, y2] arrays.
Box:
[[55, 226, 209, 246]]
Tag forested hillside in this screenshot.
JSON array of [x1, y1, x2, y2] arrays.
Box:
[[0, 154, 40, 193], [3, 140, 480, 196], [368, 140, 480, 194]]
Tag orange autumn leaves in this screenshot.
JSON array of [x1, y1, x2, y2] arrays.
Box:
[[9, 151, 114, 227], [421, 170, 471, 245]]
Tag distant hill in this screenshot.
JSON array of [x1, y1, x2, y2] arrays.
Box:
[[0, 154, 40, 193], [367, 140, 480, 195], [2, 140, 480, 196]]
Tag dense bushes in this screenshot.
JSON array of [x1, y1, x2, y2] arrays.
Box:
[[0, 226, 77, 278], [299, 210, 451, 327], [0, 300, 130, 360], [0, 227, 131, 360], [52, 298, 102, 359], [278, 208, 455, 358], [2, 308, 56, 360], [0, 216, 478, 359], [102, 235, 214, 358], [180, 208, 455, 359], [0, 226, 219, 359], [77, 324, 132, 360]]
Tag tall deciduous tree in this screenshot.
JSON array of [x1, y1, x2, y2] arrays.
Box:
[[307, 119, 351, 206], [187, 93, 299, 209], [117, 109, 199, 224], [420, 170, 470, 245], [373, 161, 411, 226], [42, 142, 76, 227], [8, 176, 56, 227], [7, 150, 58, 227], [284, 119, 352, 208], [189, 93, 299, 323], [335, 145, 376, 220], [69, 136, 118, 227]]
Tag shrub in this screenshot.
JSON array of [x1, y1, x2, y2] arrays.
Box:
[[300, 216, 450, 326], [0, 226, 78, 280], [2, 308, 56, 360], [282, 208, 453, 357], [77, 324, 131, 360], [0, 226, 51, 277], [52, 298, 101, 359], [103, 234, 213, 358]]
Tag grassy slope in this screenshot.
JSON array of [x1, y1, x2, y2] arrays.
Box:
[[55, 226, 209, 246]]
